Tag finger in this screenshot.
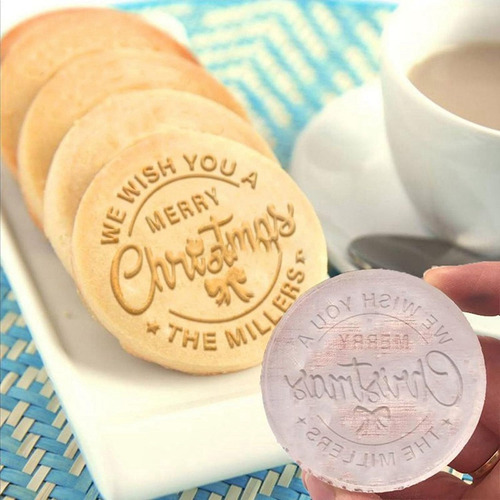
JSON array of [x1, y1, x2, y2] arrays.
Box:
[[380, 471, 469, 499], [448, 336, 500, 472], [303, 471, 471, 500], [449, 422, 499, 474], [423, 262, 500, 315], [302, 472, 381, 500], [478, 336, 500, 436], [423, 264, 500, 472], [463, 463, 500, 499]]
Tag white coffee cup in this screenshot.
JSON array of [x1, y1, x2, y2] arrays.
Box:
[[380, 0, 500, 257]]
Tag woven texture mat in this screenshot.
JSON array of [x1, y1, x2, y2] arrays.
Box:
[[1, 1, 394, 498]]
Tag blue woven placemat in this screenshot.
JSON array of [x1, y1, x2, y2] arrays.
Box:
[[1, 1, 395, 498]]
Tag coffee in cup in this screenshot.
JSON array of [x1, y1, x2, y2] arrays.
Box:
[[380, 0, 500, 257], [408, 42, 500, 131]]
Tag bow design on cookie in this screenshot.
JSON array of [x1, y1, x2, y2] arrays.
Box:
[[204, 267, 254, 306]]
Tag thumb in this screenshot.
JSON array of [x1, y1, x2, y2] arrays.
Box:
[[302, 472, 382, 500]]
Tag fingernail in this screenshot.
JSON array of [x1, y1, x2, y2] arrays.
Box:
[[423, 265, 453, 279]]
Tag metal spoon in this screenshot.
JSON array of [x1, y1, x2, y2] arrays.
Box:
[[348, 234, 497, 277]]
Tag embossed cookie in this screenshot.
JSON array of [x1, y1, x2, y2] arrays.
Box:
[[71, 130, 327, 374], [18, 48, 248, 228], [0, 7, 197, 173], [44, 88, 275, 273]]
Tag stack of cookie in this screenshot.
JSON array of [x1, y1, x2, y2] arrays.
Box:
[[1, 7, 327, 374]]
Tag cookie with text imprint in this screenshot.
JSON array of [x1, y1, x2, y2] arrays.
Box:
[[0, 7, 197, 174], [71, 129, 327, 374], [44, 88, 275, 274], [18, 48, 248, 228]]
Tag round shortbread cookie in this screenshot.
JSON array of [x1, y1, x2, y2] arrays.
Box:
[[0, 7, 197, 173], [1, 11, 56, 61], [72, 130, 327, 374], [44, 88, 274, 273], [18, 48, 248, 228]]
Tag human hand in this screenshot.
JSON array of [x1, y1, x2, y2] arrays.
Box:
[[302, 262, 500, 500]]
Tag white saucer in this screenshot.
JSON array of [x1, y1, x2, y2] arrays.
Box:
[[289, 81, 499, 338]]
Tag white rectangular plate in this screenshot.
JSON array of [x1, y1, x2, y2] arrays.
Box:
[[1, 166, 288, 499]]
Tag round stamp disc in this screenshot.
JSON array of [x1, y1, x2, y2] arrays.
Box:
[[261, 269, 486, 493], [71, 129, 327, 374]]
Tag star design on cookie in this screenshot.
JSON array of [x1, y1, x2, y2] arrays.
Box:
[[146, 322, 160, 335]]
